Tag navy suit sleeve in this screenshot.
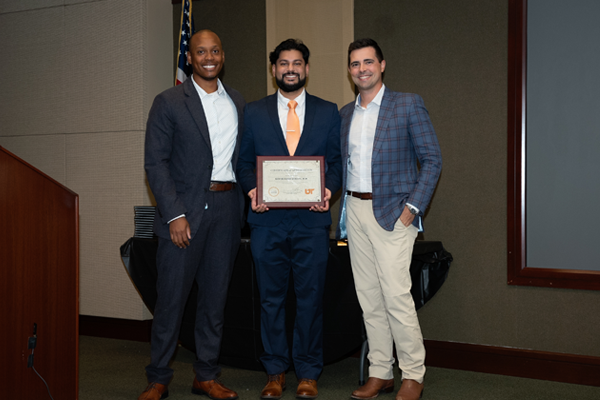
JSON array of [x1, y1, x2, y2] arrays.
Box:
[[144, 93, 188, 224], [236, 103, 257, 195]]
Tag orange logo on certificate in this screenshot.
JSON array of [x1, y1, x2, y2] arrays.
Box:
[[305, 188, 315, 194], [268, 187, 279, 196]]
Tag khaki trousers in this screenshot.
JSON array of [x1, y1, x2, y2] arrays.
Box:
[[346, 195, 426, 383]]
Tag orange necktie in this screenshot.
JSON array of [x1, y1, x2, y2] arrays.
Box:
[[286, 100, 300, 156]]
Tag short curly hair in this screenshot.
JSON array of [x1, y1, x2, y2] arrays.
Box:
[[269, 39, 310, 65]]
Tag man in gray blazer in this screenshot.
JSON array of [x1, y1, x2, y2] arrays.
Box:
[[337, 38, 442, 400], [140, 30, 244, 400]]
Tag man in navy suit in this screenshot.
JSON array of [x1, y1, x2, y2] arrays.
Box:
[[141, 30, 244, 400], [237, 39, 342, 399], [337, 38, 442, 400]]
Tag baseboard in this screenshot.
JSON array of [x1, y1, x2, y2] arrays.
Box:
[[79, 315, 152, 342], [78, 316, 600, 387], [424, 339, 600, 387]]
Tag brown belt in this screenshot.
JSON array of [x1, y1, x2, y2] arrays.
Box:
[[209, 182, 234, 192], [347, 191, 372, 200]]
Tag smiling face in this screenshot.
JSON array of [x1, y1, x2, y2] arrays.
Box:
[[272, 49, 309, 98], [187, 31, 224, 90], [348, 46, 386, 95]]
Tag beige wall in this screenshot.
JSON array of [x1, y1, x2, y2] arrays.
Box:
[[0, 0, 172, 320]]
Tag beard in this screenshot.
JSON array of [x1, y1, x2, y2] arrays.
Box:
[[275, 74, 306, 93]]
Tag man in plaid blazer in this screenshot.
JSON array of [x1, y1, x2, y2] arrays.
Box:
[[336, 38, 442, 400]]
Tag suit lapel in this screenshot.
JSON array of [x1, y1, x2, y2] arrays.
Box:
[[295, 93, 317, 155], [372, 87, 394, 159], [225, 84, 244, 170], [340, 104, 354, 156], [183, 78, 212, 148], [266, 93, 289, 154]]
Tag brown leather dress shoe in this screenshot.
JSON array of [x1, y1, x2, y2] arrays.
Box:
[[351, 377, 394, 399], [191, 378, 238, 400], [138, 382, 169, 400], [260, 372, 286, 399], [296, 378, 318, 399], [395, 379, 423, 400]]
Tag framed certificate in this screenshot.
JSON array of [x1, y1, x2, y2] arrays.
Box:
[[256, 156, 326, 209]]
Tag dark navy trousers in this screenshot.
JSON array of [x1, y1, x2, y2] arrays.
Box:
[[146, 189, 241, 384], [250, 211, 329, 380]]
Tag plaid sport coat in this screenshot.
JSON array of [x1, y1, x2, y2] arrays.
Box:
[[336, 87, 442, 236]]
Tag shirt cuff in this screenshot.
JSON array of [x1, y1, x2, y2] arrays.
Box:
[[168, 214, 185, 224]]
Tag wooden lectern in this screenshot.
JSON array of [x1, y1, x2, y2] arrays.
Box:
[[0, 146, 79, 399]]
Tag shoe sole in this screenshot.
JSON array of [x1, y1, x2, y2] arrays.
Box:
[[260, 384, 286, 399], [191, 388, 238, 400], [350, 386, 394, 399], [396, 388, 424, 400]]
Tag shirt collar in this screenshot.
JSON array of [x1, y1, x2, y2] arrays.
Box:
[[191, 76, 225, 99], [355, 84, 386, 110], [277, 88, 306, 109]]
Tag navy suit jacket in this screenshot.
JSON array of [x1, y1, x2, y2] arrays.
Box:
[[145, 78, 246, 240], [237, 91, 342, 228], [337, 87, 442, 236]]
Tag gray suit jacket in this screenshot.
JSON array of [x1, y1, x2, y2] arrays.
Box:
[[144, 78, 246, 239]]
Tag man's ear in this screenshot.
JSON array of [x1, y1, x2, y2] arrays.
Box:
[[380, 59, 386, 73]]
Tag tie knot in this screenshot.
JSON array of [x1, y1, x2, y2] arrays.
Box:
[[288, 100, 298, 110]]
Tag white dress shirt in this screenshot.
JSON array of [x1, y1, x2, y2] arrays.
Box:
[[169, 77, 238, 223], [276, 88, 306, 139], [191, 77, 238, 182], [347, 84, 385, 193]]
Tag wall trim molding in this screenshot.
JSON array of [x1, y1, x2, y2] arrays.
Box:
[[425, 339, 600, 387], [79, 316, 600, 387]]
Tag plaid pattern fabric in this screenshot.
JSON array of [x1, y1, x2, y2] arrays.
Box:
[[338, 88, 442, 233]]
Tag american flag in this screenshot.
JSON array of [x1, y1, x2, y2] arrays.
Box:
[[175, 0, 194, 86]]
